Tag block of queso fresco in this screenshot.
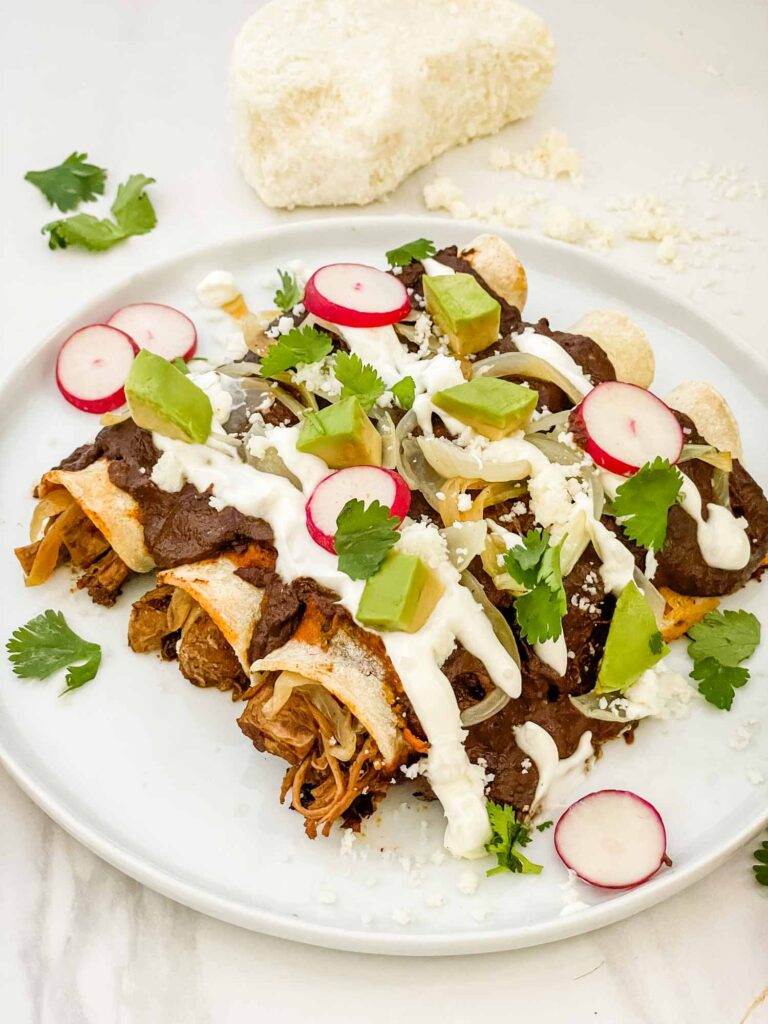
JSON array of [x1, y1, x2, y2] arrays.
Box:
[[230, 0, 555, 208]]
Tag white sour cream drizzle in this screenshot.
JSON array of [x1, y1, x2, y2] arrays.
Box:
[[514, 327, 592, 397], [600, 465, 750, 571], [151, 425, 521, 859], [677, 475, 750, 570], [513, 722, 594, 819]]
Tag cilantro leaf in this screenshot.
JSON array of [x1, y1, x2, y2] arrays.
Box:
[[537, 820, 554, 832], [110, 174, 157, 236], [44, 215, 127, 252], [333, 352, 385, 411], [753, 838, 768, 887], [273, 269, 303, 313], [485, 801, 542, 877], [515, 582, 567, 645], [6, 610, 102, 695], [690, 657, 749, 711], [612, 458, 683, 551], [259, 325, 333, 378], [43, 174, 157, 252], [649, 630, 665, 655], [391, 376, 415, 411], [688, 610, 761, 667], [334, 499, 401, 580], [25, 152, 107, 212], [504, 531, 567, 644], [385, 238, 437, 267], [503, 529, 550, 590]]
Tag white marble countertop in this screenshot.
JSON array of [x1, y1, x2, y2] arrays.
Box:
[[1, 1, 766, 1021]]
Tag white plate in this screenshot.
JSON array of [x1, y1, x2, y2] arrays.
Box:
[[1, 216, 767, 956]]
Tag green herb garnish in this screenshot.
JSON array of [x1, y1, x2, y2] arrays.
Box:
[[334, 499, 401, 580], [273, 269, 303, 313], [753, 837, 768, 887], [334, 352, 385, 411], [25, 152, 107, 212], [612, 458, 683, 551], [504, 530, 567, 644], [6, 610, 102, 695], [391, 376, 416, 411], [44, 174, 157, 252], [687, 610, 760, 710], [385, 238, 437, 267], [259, 325, 333, 378], [485, 801, 542, 877]]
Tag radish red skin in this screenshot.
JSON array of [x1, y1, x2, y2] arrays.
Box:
[[554, 789, 667, 890], [304, 264, 411, 328], [574, 382, 684, 476], [107, 302, 197, 361], [305, 467, 411, 553], [56, 324, 139, 414]]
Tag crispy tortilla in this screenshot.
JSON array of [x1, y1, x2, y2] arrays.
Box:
[[666, 381, 743, 460], [40, 459, 154, 573], [158, 544, 272, 672], [568, 310, 655, 389], [251, 599, 409, 771], [660, 586, 720, 642]]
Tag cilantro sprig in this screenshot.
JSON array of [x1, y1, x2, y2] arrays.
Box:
[[334, 500, 401, 580], [504, 530, 567, 644], [273, 269, 303, 313], [687, 610, 760, 710], [391, 376, 416, 411], [6, 610, 102, 695], [44, 174, 157, 252], [385, 238, 437, 267], [612, 457, 683, 551], [334, 352, 385, 411], [25, 152, 107, 212], [485, 801, 542, 877], [753, 836, 768, 887], [259, 325, 332, 378]]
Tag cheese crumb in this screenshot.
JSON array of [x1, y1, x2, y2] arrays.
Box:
[[391, 908, 413, 926], [543, 206, 587, 244], [457, 870, 479, 895], [491, 129, 583, 183], [423, 177, 467, 219]]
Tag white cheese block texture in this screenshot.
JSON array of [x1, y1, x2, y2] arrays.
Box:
[[231, 0, 555, 208]]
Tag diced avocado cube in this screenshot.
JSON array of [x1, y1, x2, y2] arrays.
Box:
[[595, 582, 669, 694], [125, 349, 213, 444], [296, 396, 382, 469], [432, 377, 538, 439], [423, 273, 501, 356], [357, 553, 444, 633]]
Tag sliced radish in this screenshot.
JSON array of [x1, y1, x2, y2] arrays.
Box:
[[303, 263, 410, 328], [574, 381, 683, 476], [107, 303, 197, 361], [56, 324, 139, 413], [306, 467, 411, 552], [555, 790, 667, 889]]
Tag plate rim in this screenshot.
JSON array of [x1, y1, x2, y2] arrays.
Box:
[[2, 213, 767, 956]]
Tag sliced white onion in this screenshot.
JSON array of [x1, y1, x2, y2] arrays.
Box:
[[525, 434, 583, 466], [371, 408, 397, 470], [458, 570, 519, 726], [527, 409, 572, 435], [472, 351, 585, 404], [443, 520, 488, 571], [418, 436, 531, 483], [569, 692, 642, 723], [678, 443, 733, 472], [633, 566, 666, 627]]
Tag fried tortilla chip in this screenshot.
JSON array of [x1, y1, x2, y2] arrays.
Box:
[[40, 459, 155, 573], [660, 586, 720, 642]]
